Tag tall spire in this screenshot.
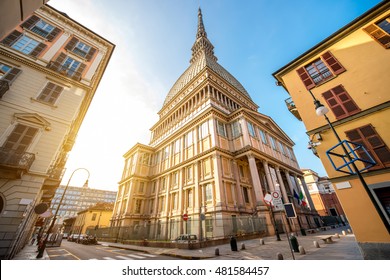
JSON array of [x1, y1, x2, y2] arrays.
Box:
[[190, 8, 217, 63]]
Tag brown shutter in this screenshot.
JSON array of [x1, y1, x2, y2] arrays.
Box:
[[363, 24, 390, 49], [0, 68, 22, 98], [20, 15, 40, 29], [30, 42, 47, 57], [65, 37, 78, 51], [296, 67, 315, 90], [48, 52, 67, 72], [46, 27, 61, 42], [346, 125, 390, 168], [1, 30, 22, 46], [85, 47, 97, 61], [72, 63, 86, 81], [321, 51, 346, 75], [2, 68, 22, 85], [322, 85, 360, 119], [38, 82, 63, 104]]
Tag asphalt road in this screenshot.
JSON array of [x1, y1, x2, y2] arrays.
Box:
[[46, 240, 179, 260]]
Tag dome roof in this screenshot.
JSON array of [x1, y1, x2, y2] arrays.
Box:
[[162, 9, 252, 107]]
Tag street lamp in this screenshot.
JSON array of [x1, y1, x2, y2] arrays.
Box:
[[308, 90, 390, 233], [36, 168, 90, 258]]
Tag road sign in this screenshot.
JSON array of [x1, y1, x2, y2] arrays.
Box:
[[183, 213, 188, 221], [272, 191, 280, 199], [264, 194, 273, 205], [284, 203, 297, 218]]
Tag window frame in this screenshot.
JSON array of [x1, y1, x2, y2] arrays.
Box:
[[322, 85, 360, 120]]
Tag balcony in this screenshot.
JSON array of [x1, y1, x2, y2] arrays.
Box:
[[0, 80, 10, 98], [285, 97, 302, 121], [0, 147, 35, 178]]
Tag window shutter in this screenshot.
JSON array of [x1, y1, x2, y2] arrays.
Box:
[[346, 125, 390, 168], [363, 24, 390, 49], [30, 42, 47, 57], [2, 68, 22, 85], [85, 47, 97, 61], [321, 51, 346, 75], [1, 30, 22, 46], [46, 27, 61, 42], [20, 15, 40, 29], [48, 52, 67, 72], [296, 67, 315, 90], [72, 63, 86, 81], [322, 85, 360, 119], [65, 37, 78, 51], [38, 82, 63, 104], [3, 124, 38, 153]]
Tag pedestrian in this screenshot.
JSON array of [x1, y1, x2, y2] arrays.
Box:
[[30, 233, 37, 245]]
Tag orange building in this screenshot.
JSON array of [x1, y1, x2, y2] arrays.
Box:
[[273, 2, 390, 259]]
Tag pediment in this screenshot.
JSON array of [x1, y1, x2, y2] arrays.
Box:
[[14, 113, 51, 130]]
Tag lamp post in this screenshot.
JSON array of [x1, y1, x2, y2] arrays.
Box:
[[36, 168, 90, 258], [308, 90, 390, 233]]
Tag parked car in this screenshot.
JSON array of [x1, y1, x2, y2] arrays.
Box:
[[75, 234, 88, 243], [67, 234, 86, 242], [172, 234, 198, 243]]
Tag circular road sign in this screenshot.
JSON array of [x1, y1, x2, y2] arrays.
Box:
[[183, 213, 188, 221], [272, 191, 280, 199]]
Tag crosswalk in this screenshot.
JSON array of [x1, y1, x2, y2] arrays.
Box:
[[89, 252, 158, 260]]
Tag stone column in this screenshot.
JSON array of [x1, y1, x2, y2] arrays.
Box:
[[263, 161, 274, 193], [247, 154, 264, 205], [276, 167, 289, 204], [232, 160, 244, 208]]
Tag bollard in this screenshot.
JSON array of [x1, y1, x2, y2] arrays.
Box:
[[313, 241, 320, 248], [347, 229, 352, 233], [276, 252, 283, 260], [230, 236, 238, 251], [299, 246, 306, 255], [342, 230, 347, 236], [289, 234, 299, 253], [335, 233, 340, 238], [259, 239, 265, 245], [241, 243, 246, 250], [215, 248, 220, 256]]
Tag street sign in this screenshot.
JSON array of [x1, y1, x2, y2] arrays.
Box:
[[264, 194, 273, 205], [183, 213, 188, 221], [270, 191, 283, 211], [284, 203, 297, 218], [200, 213, 206, 221]]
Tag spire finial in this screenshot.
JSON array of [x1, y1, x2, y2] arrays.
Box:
[[190, 7, 217, 63], [197, 7, 207, 39]]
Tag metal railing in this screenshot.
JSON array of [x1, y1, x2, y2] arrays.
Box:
[[0, 147, 35, 170]]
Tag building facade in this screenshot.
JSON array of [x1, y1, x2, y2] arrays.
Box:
[[50, 185, 117, 234], [302, 169, 345, 219], [73, 202, 114, 235], [110, 9, 318, 242], [0, 4, 114, 259], [273, 2, 390, 259]]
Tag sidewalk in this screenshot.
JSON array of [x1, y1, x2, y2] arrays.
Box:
[[12, 225, 363, 260], [102, 225, 363, 260]]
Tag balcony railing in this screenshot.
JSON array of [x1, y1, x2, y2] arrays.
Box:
[[0, 147, 35, 171], [0, 80, 10, 98], [285, 97, 302, 120], [47, 165, 66, 181]]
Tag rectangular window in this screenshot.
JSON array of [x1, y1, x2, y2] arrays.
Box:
[[187, 190, 193, 207], [174, 139, 180, 154], [135, 200, 142, 213], [217, 120, 227, 137], [247, 121, 256, 137], [37, 82, 63, 105], [184, 131, 193, 148], [270, 136, 278, 151], [345, 124, 390, 169], [172, 172, 178, 186], [20, 15, 60, 41], [259, 129, 268, 144], [65, 37, 96, 61], [363, 16, 390, 49], [163, 146, 169, 159], [186, 166, 192, 181], [198, 121, 209, 140], [2, 124, 38, 153], [12, 35, 39, 55], [48, 53, 86, 81], [172, 193, 177, 209], [297, 51, 346, 89], [0, 62, 22, 98], [231, 120, 241, 138], [322, 85, 360, 119], [91, 213, 97, 221], [73, 41, 91, 58], [278, 142, 286, 155], [243, 187, 250, 203], [205, 184, 213, 201], [31, 19, 55, 38]]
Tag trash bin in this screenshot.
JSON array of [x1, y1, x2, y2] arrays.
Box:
[[289, 234, 299, 253], [230, 236, 238, 251], [300, 228, 307, 236]]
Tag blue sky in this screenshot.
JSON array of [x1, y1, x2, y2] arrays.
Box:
[[49, 0, 383, 190]]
